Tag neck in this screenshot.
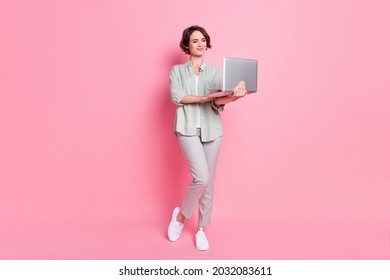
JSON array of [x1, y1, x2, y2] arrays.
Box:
[[189, 56, 203, 67]]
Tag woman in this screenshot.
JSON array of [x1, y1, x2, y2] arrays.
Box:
[[168, 25, 246, 250]]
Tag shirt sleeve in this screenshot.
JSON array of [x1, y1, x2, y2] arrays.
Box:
[[211, 100, 225, 112], [169, 67, 187, 106]]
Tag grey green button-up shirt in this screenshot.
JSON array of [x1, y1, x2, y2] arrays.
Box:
[[170, 61, 224, 142]]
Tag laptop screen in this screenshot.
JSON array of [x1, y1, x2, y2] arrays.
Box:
[[223, 57, 258, 93]]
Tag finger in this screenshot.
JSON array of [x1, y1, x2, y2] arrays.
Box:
[[240, 81, 246, 93]]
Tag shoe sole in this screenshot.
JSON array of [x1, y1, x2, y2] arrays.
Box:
[[196, 245, 209, 251]]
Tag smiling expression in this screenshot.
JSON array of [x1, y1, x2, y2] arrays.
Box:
[[188, 31, 207, 57]]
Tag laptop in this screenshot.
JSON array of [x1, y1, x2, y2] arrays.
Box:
[[208, 57, 258, 98]]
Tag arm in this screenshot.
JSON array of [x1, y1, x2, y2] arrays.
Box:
[[213, 81, 247, 106], [170, 66, 215, 105], [213, 95, 241, 106], [180, 94, 214, 104]]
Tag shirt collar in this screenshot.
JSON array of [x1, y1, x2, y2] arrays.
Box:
[[185, 60, 207, 72]]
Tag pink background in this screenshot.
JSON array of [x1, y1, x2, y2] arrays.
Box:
[[1, 0, 389, 259]]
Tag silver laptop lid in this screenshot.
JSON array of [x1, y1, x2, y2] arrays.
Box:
[[223, 57, 258, 93]]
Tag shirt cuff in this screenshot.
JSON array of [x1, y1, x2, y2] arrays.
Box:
[[211, 100, 225, 112]]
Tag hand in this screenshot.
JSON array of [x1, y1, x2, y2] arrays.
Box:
[[207, 89, 223, 96], [233, 81, 247, 98], [206, 90, 225, 100], [209, 89, 221, 95], [200, 95, 215, 103]]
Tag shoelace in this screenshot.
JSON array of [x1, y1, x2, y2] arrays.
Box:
[[172, 222, 183, 235]]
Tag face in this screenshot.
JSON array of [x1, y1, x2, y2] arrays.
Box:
[[188, 30, 207, 57]]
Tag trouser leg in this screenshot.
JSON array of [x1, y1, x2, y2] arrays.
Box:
[[198, 136, 222, 227], [177, 131, 209, 219]]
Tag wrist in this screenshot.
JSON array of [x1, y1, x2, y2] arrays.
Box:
[[200, 96, 208, 103]]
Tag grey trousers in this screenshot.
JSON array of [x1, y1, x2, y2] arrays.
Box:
[[177, 129, 222, 227]]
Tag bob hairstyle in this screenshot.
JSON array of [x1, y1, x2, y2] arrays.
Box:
[[180, 25, 212, 55]]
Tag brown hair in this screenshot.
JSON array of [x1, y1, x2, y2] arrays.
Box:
[[180, 25, 212, 55]]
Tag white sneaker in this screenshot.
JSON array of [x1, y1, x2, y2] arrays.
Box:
[[195, 230, 209, 250], [168, 207, 184, 241]]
